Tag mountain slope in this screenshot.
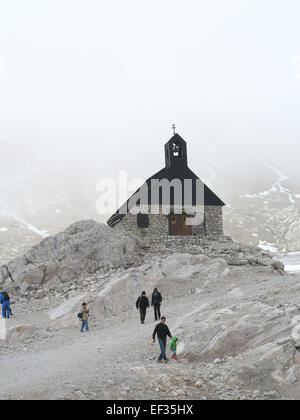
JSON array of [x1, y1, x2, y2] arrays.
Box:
[[223, 166, 300, 252]]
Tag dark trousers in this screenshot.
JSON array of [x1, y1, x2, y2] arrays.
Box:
[[139, 307, 147, 324], [158, 338, 167, 361], [2, 301, 10, 319], [154, 304, 161, 321]]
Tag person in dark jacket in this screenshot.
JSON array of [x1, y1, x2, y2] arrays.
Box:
[[136, 291, 150, 324], [152, 316, 172, 363], [151, 288, 162, 321]]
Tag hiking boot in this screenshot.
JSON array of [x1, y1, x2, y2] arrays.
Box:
[[158, 360, 163, 363], [164, 359, 169, 364]]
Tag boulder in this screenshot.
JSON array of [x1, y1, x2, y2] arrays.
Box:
[[0, 220, 142, 291], [227, 258, 248, 266], [23, 266, 46, 285], [271, 260, 285, 274], [256, 258, 270, 266]]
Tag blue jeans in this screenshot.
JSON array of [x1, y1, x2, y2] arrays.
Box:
[[2, 301, 10, 319], [158, 338, 167, 361], [172, 350, 177, 356], [81, 320, 89, 332]]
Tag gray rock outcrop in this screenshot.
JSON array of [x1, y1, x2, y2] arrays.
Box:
[[0, 220, 142, 293]]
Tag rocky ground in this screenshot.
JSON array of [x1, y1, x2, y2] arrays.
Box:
[[0, 221, 299, 400]]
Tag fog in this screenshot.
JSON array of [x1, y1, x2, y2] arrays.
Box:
[[0, 0, 300, 225]]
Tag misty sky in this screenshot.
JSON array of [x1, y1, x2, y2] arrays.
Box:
[[1, 0, 300, 206]]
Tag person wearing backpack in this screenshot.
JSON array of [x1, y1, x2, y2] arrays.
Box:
[[79, 303, 89, 332], [136, 291, 150, 324], [0, 292, 11, 319], [151, 288, 162, 321]]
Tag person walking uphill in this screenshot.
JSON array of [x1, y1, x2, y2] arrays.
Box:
[[136, 292, 150, 324], [0, 292, 11, 319], [151, 288, 162, 321], [152, 316, 172, 363]]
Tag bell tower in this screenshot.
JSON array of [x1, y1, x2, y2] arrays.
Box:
[[165, 133, 188, 169]]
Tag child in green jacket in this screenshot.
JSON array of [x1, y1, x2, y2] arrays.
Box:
[[170, 336, 178, 360]]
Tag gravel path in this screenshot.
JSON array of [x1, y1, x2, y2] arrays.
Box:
[[0, 267, 300, 400]]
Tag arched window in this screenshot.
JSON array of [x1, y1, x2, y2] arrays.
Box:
[[172, 141, 183, 157]]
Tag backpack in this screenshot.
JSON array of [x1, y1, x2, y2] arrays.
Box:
[[2, 292, 9, 302], [139, 296, 149, 308], [77, 312, 83, 319]]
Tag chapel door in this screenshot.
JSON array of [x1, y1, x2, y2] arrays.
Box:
[[169, 214, 192, 236]]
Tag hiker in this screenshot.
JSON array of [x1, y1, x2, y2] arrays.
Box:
[[170, 336, 178, 360], [152, 316, 172, 363], [0, 292, 11, 319], [80, 303, 89, 332], [151, 288, 162, 321], [136, 291, 150, 324]]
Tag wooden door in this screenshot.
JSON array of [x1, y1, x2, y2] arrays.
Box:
[[169, 214, 192, 236]]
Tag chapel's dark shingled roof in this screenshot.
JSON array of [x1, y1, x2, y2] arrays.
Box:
[[107, 133, 225, 227]]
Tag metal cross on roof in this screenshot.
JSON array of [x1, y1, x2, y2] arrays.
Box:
[[172, 124, 176, 135]]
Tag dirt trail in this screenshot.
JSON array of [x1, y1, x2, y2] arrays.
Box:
[[0, 293, 199, 400], [0, 267, 300, 400]]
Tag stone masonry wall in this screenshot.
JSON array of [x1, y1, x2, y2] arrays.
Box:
[[112, 205, 224, 242], [113, 212, 169, 240], [204, 205, 224, 239]]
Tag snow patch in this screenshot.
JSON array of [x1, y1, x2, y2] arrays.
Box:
[[285, 265, 300, 273], [241, 167, 295, 204], [279, 251, 300, 273], [287, 251, 300, 256], [259, 241, 278, 253], [23, 222, 48, 238], [0, 198, 48, 238]]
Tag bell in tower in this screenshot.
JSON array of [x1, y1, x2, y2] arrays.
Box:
[[172, 140, 182, 157], [165, 133, 188, 169]]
